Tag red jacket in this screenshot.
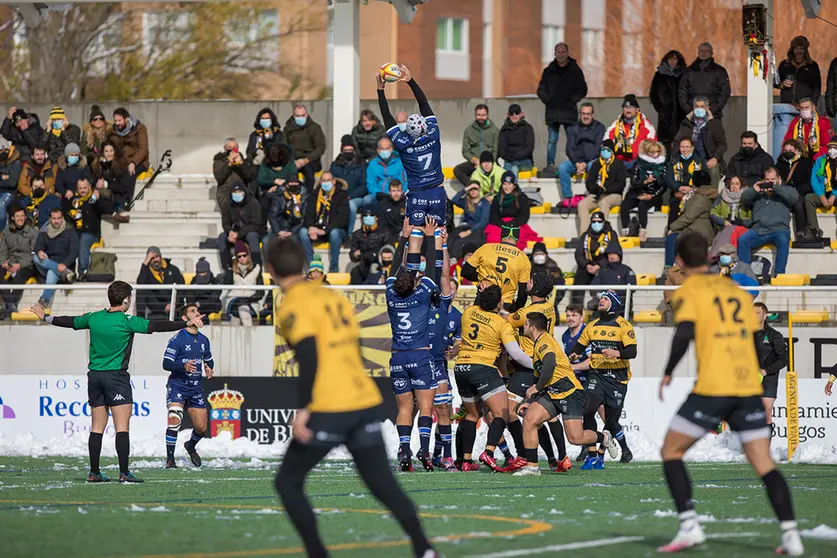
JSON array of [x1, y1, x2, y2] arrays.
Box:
[[783, 114, 833, 159], [605, 112, 657, 163]]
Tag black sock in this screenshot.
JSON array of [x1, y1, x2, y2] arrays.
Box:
[[433, 429, 442, 457], [188, 430, 203, 447], [165, 428, 178, 461], [525, 447, 538, 465], [548, 421, 567, 460], [88, 432, 103, 474], [507, 418, 524, 453], [459, 419, 477, 457], [587, 449, 598, 459], [595, 431, 605, 444], [615, 430, 630, 452], [276, 441, 329, 558], [762, 469, 796, 522], [115, 431, 130, 475], [663, 459, 694, 514], [486, 417, 507, 449], [455, 424, 463, 459], [538, 427, 555, 461]]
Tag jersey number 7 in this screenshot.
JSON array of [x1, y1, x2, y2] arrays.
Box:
[[418, 153, 433, 170]]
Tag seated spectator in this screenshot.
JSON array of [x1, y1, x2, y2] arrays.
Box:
[[450, 242, 479, 286], [362, 245, 395, 285], [33, 207, 78, 309], [0, 139, 23, 230], [136, 246, 185, 319], [665, 169, 717, 267], [807, 139, 837, 238], [351, 109, 385, 162], [454, 104, 499, 186], [485, 171, 542, 248], [331, 135, 368, 231], [678, 42, 732, 118], [62, 177, 112, 279], [710, 175, 752, 232], [662, 263, 686, 323], [367, 137, 407, 200], [605, 94, 657, 169], [621, 139, 667, 240], [530, 241, 565, 307], [257, 142, 297, 201], [17, 145, 56, 198], [349, 210, 387, 283], [665, 137, 705, 223], [246, 108, 284, 164], [81, 105, 111, 167], [185, 257, 222, 316], [776, 139, 814, 237], [775, 36, 821, 106], [738, 167, 798, 276], [20, 176, 60, 229], [299, 172, 350, 273], [213, 138, 257, 205], [92, 142, 132, 218], [558, 102, 605, 200], [1, 106, 43, 161], [45, 106, 81, 164], [650, 50, 687, 154], [450, 180, 490, 258], [578, 139, 628, 234], [782, 97, 832, 160], [572, 210, 618, 304], [55, 143, 92, 200], [498, 104, 535, 178], [376, 179, 406, 245], [219, 182, 265, 275], [284, 105, 326, 189], [591, 242, 636, 306], [727, 131, 774, 187], [223, 241, 264, 326], [306, 254, 329, 284], [0, 206, 38, 317], [469, 151, 505, 198], [709, 243, 757, 284], [108, 107, 149, 201], [673, 96, 727, 187], [267, 178, 307, 241]]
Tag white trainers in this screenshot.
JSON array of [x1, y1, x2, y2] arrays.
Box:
[[639, 228, 648, 242], [602, 430, 619, 459], [776, 527, 804, 556], [513, 465, 541, 476], [657, 520, 706, 553]]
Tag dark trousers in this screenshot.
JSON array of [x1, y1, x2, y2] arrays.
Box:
[[791, 195, 810, 234], [571, 265, 597, 305], [620, 191, 656, 229], [667, 194, 682, 226], [448, 225, 485, 260], [117, 164, 146, 211], [217, 231, 263, 270], [299, 163, 317, 190], [453, 161, 476, 187], [0, 266, 38, 312]]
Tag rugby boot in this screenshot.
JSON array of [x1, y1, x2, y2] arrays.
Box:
[[478, 451, 505, 473], [581, 455, 598, 470], [164, 459, 178, 469], [119, 472, 144, 483], [504, 456, 528, 472], [416, 449, 435, 472], [87, 471, 110, 483], [602, 431, 619, 459], [184, 440, 202, 467], [553, 455, 573, 473], [441, 457, 457, 472], [620, 449, 634, 464], [592, 455, 605, 469], [575, 447, 587, 462], [775, 526, 804, 556], [432, 455, 443, 468], [398, 453, 414, 472], [451, 407, 467, 422], [658, 516, 706, 553], [460, 460, 480, 472], [513, 465, 541, 476]]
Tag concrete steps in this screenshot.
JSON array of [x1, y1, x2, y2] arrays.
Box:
[[131, 199, 218, 213]]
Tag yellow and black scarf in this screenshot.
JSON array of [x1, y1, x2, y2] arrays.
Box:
[[823, 158, 836, 194], [68, 192, 93, 231], [596, 156, 613, 190], [283, 189, 303, 219], [614, 112, 643, 156], [315, 188, 333, 227], [25, 191, 47, 222], [584, 231, 612, 262], [794, 112, 820, 157], [673, 158, 701, 185]]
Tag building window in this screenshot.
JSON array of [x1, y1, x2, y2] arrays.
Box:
[[436, 18, 467, 53], [84, 23, 123, 77], [542, 25, 565, 64], [142, 11, 194, 59], [581, 28, 605, 96], [225, 9, 280, 71]]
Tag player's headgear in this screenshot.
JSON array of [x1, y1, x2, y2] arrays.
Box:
[[529, 272, 553, 298], [406, 113, 427, 139], [599, 290, 621, 313], [501, 224, 520, 244]]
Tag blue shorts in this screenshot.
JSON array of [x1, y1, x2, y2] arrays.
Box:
[[432, 358, 450, 385], [390, 350, 434, 395], [407, 186, 446, 226], [166, 378, 207, 409]]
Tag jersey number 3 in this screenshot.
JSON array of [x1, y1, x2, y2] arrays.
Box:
[[397, 312, 412, 330], [467, 323, 480, 340]]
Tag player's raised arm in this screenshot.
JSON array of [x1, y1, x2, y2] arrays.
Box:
[[390, 218, 411, 277], [399, 65, 434, 117], [376, 73, 397, 130], [440, 228, 451, 297]]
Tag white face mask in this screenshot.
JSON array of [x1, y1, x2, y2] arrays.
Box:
[[829, 148, 837, 159], [533, 254, 547, 265], [801, 109, 814, 120]]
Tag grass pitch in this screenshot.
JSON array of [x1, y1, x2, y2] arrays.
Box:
[[0, 457, 835, 557]]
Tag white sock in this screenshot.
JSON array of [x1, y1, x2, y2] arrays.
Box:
[[780, 520, 798, 532]]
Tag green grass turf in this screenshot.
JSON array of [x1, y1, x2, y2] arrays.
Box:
[[0, 457, 835, 557]]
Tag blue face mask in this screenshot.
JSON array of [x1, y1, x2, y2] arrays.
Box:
[[320, 181, 333, 193], [231, 192, 245, 203], [294, 116, 307, 127], [681, 152, 693, 160], [67, 155, 79, 166], [601, 149, 612, 160], [591, 222, 604, 233], [52, 121, 62, 130], [379, 149, 392, 160], [419, 261, 427, 273], [694, 108, 707, 119], [362, 216, 375, 227], [397, 123, 407, 133], [259, 118, 272, 129], [719, 255, 733, 265]]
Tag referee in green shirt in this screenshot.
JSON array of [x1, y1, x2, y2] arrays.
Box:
[[31, 280, 205, 483]]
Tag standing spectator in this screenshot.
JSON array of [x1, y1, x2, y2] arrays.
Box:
[[185, 258, 222, 316], [62, 177, 112, 279], [775, 36, 821, 106], [776, 139, 814, 237], [81, 105, 111, 167], [92, 142, 132, 217], [55, 143, 92, 199], [268, 178, 307, 241], [348, 210, 387, 283], [665, 137, 705, 223], [678, 42, 731, 117], [0, 138, 23, 231], [246, 108, 283, 164], [665, 170, 717, 267], [32, 207, 78, 309], [605, 94, 657, 169], [1, 106, 43, 161], [498, 104, 535, 179], [108, 107, 149, 205], [537, 42, 588, 175], [256, 142, 297, 201], [591, 243, 636, 305], [19, 176, 60, 229], [331, 135, 368, 232], [351, 109, 385, 162], [453, 104, 500, 186], [807, 139, 837, 238], [17, 145, 56, 197], [469, 151, 505, 198], [366, 137, 407, 199], [375, 179, 406, 245], [782, 97, 832, 160], [530, 241, 565, 307], [577, 139, 628, 234], [710, 175, 752, 232], [727, 131, 774, 187], [284, 105, 326, 189], [45, 106, 81, 164], [650, 50, 687, 153], [223, 241, 264, 326], [219, 182, 266, 271], [674, 96, 728, 188], [737, 168, 798, 276], [0, 206, 38, 317], [485, 171, 542, 249], [136, 246, 185, 319], [558, 103, 605, 200], [450, 180, 490, 258], [572, 210, 618, 305], [621, 139, 667, 240], [299, 172, 350, 272], [213, 138, 257, 205]]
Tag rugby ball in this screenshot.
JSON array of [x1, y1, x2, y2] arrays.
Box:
[[380, 63, 402, 83]]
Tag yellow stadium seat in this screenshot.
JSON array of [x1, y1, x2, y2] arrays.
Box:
[[559, 313, 566, 323], [661, 205, 670, 214], [11, 311, 40, 322], [830, 239, 837, 250], [619, 237, 641, 249], [527, 237, 565, 250], [26, 277, 38, 285], [518, 171, 533, 180], [565, 276, 575, 285], [137, 167, 154, 181], [90, 238, 104, 251], [530, 205, 546, 215], [636, 273, 656, 286], [208, 312, 222, 322], [262, 273, 273, 285], [453, 205, 464, 215], [770, 274, 811, 286], [789, 311, 828, 324], [313, 242, 328, 250], [443, 167, 455, 179], [542, 202, 552, 212], [182, 272, 195, 284], [609, 205, 621, 215], [633, 310, 663, 324], [327, 272, 351, 286], [265, 314, 273, 325], [816, 206, 836, 214]]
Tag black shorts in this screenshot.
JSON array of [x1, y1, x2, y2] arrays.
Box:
[[507, 369, 536, 400], [585, 371, 628, 410], [533, 389, 586, 420], [673, 394, 768, 440], [762, 374, 779, 399], [88, 370, 133, 407], [306, 406, 386, 452], [454, 363, 506, 403]]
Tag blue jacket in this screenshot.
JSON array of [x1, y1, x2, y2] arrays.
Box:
[[366, 153, 408, 196], [451, 189, 490, 233], [565, 120, 606, 164], [810, 154, 837, 197], [329, 153, 367, 200]]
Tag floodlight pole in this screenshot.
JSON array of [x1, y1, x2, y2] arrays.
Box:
[[745, 0, 775, 149], [331, 0, 361, 160]]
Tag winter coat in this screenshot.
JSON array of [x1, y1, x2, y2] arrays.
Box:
[[268, 185, 308, 234], [629, 153, 667, 198], [709, 260, 758, 284], [663, 264, 686, 309], [591, 245, 636, 301], [23, 194, 61, 229], [753, 325, 789, 377], [665, 154, 706, 193], [537, 57, 588, 126], [0, 218, 38, 269], [776, 59, 822, 105], [17, 159, 56, 197], [0, 147, 23, 193], [461, 120, 500, 162], [469, 164, 506, 198], [351, 121, 385, 161], [678, 57, 732, 117], [776, 155, 813, 196], [62, 190, 113, 238], [489, 188, 530, 227], [136, 259, 186, 317], [451, 190, 490, 233], [349, 226, 387, 264], [741, 183, 798, 235], [575, 223, 619, 267], [375, 192, 406, 244], [45, 124, 81, 164], [605, 114, 657, 163], [669, 185, 718, 242], [108, 119, 150, 168], [0, 114, 44, 161], [81, 121, 113, 164], [825, 57, 837, 117], [226, 264, 265, 305], [366, 154, 407, 196], [213, 151, 258, 203], [284, 116, 326, 171], [34, 224, 79, 267], [649, 65, 686, 143], [54, 155, 93, 196], [565, 120, 606, 164], [246, 108, 284, 162], [710, 191, 753, 228], [498, 118, 535, 162], [673, 111, 728, 172], [781, 114, 833, 159], [586, 157, 628, 197], [809, 154, 837, 197], [256, 143, 297, 196], [329, 153, 367, 200], [727, 146, 775, 187], [186, 273, 223, 315], [303, 178, 350, 233], [96, 161, 133, 201], [220, 187, 267, 236]]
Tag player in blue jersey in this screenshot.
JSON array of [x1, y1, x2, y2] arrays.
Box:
[[163, 303, 214, 469], [562, 303, 601, 462]]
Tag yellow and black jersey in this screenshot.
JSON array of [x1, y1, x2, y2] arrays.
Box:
[[508, 300, 556, 358], [533, 332, 582, 399], [457, 305, 517, 368], [575, 315, 636, 383], [469, 243, 532, 304], [278, 280, 383, 413], [672, 274, 762, 397]]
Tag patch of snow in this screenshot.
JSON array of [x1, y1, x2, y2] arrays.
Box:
[[800, 524, 837, 540]]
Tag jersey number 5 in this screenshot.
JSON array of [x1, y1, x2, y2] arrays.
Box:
[[467, 323, 480, 340], [495, 256, 508, 274], [712, 296, 743, 323], [418, 153, 433, 171]]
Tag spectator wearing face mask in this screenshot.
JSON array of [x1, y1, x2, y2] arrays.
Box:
[[349, 210, 387, 284], [450, 180, 490, 258], [0, 139, 23, 231], [665, 169, 717, 267], [709, 244, 757, 285], [136, 246, 185, 319], [55, 143, 92, 199], [331, 135, 368, 232], [351, 109, 386, 162], [1, 106, 44, 162], [268, 178, 307, 241], [45, 106, 81, 164], [673, 96, 727, 188], [727, 131, 775, 187], [20, 176, 60, 229], [573, 210, 618, 305], [219, 182, 266, 272], [530, 241, 565, 307], [247, 108, 284, 164], [367, 137, 407, 200], [807, 138, 837, 238], [577, 139, 628, 234], [214, 138, 257, 206], [185, 257, 222, 316], [775, 139, 814, 237], [621, 139, 667, 240], [376, 179, 406, 245], [62, 177, 112, 279], [469, 151, 505, 198], [782, 97, 832, 160], [591, 242, 636, 306], [300, 172, 350, 273], [17, 145, 56, 199], [362, 245, 395, 285], [665, 137, 705, 224], [284, 105, 326, 189], [485, 171, 542, 248]]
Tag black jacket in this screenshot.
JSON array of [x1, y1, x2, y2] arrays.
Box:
[[673, 113, 728, 173], [54, 156, 93, 196], [537, 57, 588, 126], [303, 180, 350, 233], [727, 146, 775, 187], [329, 153, 367, 200], [46, 124, 82, 164], [186, 273, 223, 315], [62, 191, 113, 237], [630, 155, 667, 198], [565, 120, 606, 164], [246, 107, 284, 161], [498, 118, 535, 162], [375, 192, 406, 244], [489, 188, 530, 227], [755, 325, 789, 377], [268, 185, 308, 234], [220, 187, 267, 236], [776, 155, 814, 196], [34, 225, 79, 267], [825, 57, 837, 117], [775, 60, 821, 105], [575, 223, 619, 268], [586, 158, 628, 197], [213, 151, 258, 201], [136, 260, 186, 318], [678, 58, 731, 117], [591, 247, 636, 302], [650, 67, 686, 143], [0, 114, 44, 161], [349, 227, 387, 264]]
